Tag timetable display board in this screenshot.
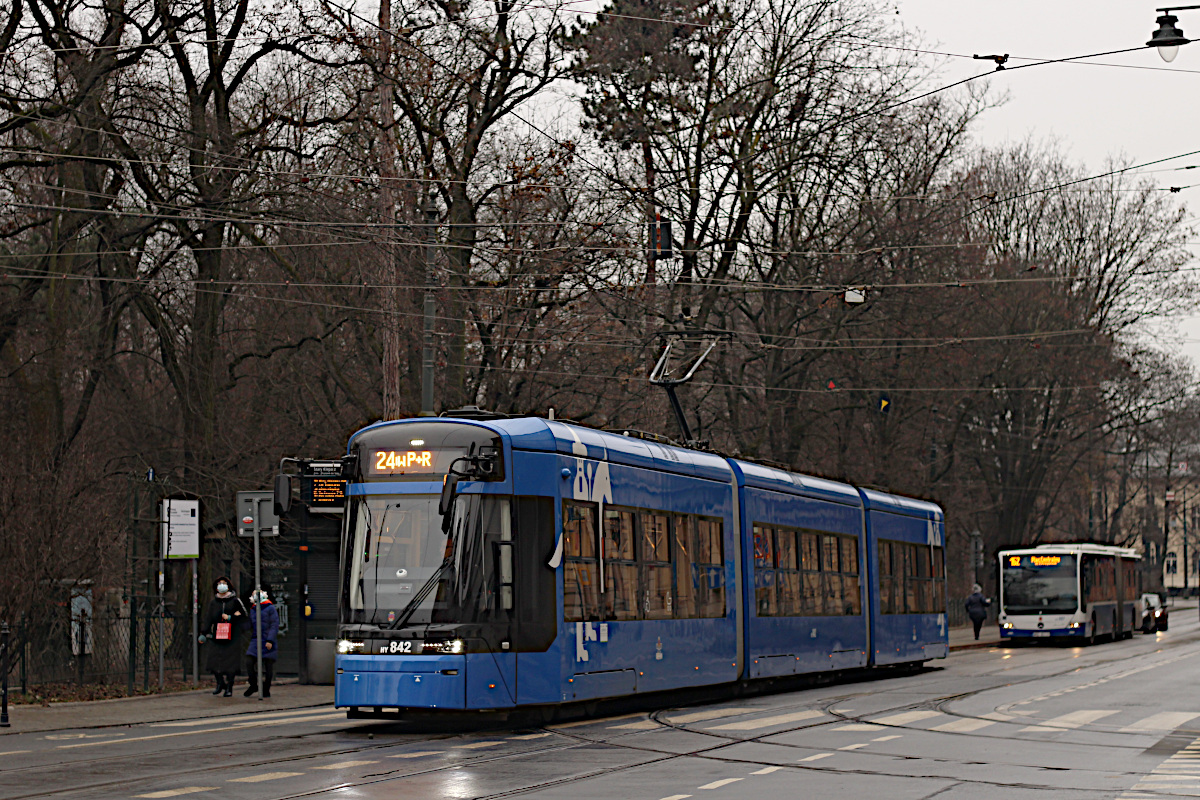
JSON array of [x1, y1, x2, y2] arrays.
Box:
[[301, 461, 346, 513]]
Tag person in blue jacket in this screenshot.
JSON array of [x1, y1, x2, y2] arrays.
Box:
[[242, 589, 279, 697]]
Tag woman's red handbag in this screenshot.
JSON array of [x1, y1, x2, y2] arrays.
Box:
[[215, 622, 232, 641]]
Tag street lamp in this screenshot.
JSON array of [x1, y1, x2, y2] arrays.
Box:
[[1148, 8, 1194, 62]]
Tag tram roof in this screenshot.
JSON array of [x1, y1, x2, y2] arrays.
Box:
[[350, 416, 940, 511], [858, 488, 944, 521]]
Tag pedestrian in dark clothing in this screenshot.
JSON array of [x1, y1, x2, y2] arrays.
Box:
[[200, 576, 246, 696], [965, 584, 990, 640], [242, 589, 279, 698]]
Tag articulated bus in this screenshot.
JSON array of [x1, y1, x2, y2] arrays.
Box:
[[998, 544, 1141, 643], [308, 412, 948, 718]]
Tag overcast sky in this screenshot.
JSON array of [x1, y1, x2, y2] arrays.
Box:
[[897, 0, 1200, 369]]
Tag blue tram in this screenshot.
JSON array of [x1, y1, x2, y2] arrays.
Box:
[[329, 414, 947, 715]]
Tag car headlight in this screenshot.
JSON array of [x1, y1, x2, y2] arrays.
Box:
[[336, 639, 365, 654], [422, 639, 465, 655]]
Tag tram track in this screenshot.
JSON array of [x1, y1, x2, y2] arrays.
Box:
[[5, 631, 1199, 799]]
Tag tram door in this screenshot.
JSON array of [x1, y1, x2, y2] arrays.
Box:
[[515, 497, 559, 705]]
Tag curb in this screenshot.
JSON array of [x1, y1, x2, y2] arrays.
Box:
[[949, 640, 1002, 652]]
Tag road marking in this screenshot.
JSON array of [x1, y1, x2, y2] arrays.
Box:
[[1020, 710, 1117, 731], [869, 710, 942, 726], [798, 753, 832, 762], [510, 733, 552, 740], [750, 766, 783, 775], [310, 760, 378, 770], [60, 713, 345, 748], [1121, 712, 1200, 733], [152, 708, 334, 727], [551, 712, 643, 729], [698, 778, 742, 789], [453, 741, 503, 749], [872, 735, 902, 742], [659, 795, 692, 800], [932, 718, 996, 733], [135, 788, 217, 798], [838, 742, 869, 750], [832, 724, 883, 731], [706, 710, 823, 731], [228, 772, 304, 783], [0, 750, 30, 756], [389, 751, 443, 758]]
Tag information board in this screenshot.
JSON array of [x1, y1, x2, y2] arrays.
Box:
[[301, 461, 345, 513], [162, 499, 200, 559]]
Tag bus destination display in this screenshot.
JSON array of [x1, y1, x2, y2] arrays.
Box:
[[1007, 554, 1063, 568]]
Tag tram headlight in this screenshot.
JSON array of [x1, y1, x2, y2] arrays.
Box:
[[422, 639, 465, 655], [336, 639, 365, 654]]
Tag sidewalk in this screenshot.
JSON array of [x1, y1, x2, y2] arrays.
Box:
[[949, 623, 1002, 651], [0, 680, 335, 735]]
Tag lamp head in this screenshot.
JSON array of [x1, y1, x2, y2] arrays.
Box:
[[1149, 13, 1190, 62]]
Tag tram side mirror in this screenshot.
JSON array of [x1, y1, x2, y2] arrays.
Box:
[[273, 474, 291, 516], [495, 541, 514, 610], [439, 474, 459, 533]]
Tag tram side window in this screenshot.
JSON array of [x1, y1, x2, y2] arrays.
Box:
[[641, 512, 673, 619], [754, 526, 777, 616], [674, 515, 696, 618], [775, 527, 802, 616], [878, 540, 896, 614], [840, 536, 862, 615], [563, 502, 599, 622], [603, 508, 639, 621], [801, 532, 822, 615], [693, 516, 726, 618], [879, 540, 945, 614]]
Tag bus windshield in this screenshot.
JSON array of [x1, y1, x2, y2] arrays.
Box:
[[344, 493, 511, 627], [1002, 553, 1079, 614]]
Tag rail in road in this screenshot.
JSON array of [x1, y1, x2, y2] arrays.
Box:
[[4, 620, 1200, 799]]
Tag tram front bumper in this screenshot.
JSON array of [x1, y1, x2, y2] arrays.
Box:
[[334, 654, 467, 709]]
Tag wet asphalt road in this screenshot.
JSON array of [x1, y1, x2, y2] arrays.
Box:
[[5, 617, 1200, 800]]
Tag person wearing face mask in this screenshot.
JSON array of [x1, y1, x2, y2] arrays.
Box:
[[198, 576, 247, 696], [242, 589, 279, 698]]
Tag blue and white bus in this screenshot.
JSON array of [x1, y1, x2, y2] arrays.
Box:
[[998, 544, 1141, 643], [314, 412, 947, 716]]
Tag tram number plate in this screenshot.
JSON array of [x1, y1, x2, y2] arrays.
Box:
[[1033, 632, 1050, 637], [377, 640, 423, 655]]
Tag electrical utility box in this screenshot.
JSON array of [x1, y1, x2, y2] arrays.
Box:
[[236, 491, 279, 538]]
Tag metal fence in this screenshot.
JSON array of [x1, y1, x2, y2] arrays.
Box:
[[6, 600, 191, 693]]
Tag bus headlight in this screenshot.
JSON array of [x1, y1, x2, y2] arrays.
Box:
[[336, 639, 365, 654], [1002, 623, 1013, 629], [1069, 622, 1082, 629], [422, 639, 465, 655]]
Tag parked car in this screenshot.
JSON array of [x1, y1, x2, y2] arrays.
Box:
[[1141, 593, 1169, 632]]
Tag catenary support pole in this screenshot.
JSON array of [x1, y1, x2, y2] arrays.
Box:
[[254, 528, 263, 701], [420, 192, 437, 416], [1, 621, 10, 727], [191, 559, 199, 686]]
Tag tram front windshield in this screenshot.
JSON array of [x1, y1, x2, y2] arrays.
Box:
[[1002, 554, 1079, 615], [344, 493, 511, 627]]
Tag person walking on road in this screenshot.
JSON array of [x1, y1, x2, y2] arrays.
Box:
[[965, 584, 990, 640], [242, 589, 279, 698], [199, 576, 246, 696]]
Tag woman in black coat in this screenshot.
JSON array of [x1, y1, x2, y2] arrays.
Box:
[[200, 576, 247, 696], [965, 583, 991, 641]]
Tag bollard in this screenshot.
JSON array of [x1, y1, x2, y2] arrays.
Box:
[[2, 621, 10, 727]]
